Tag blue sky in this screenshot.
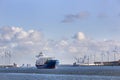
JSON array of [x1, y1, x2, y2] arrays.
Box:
[[0, 0, 120, 65], [0, 0, 120, 40]]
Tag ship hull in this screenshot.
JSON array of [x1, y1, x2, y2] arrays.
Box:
[[103, 61, 120, 66], [94, 60, 120, 66], [36, 60, 59, 69]]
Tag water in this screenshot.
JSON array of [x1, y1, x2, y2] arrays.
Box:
[[0, 66, 120, 80], [1, 73, 120, 80]]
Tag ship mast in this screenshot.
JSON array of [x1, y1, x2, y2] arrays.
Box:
[[36, 52, 44, 58]]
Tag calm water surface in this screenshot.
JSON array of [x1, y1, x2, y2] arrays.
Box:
[[0, 66, 120, 80]]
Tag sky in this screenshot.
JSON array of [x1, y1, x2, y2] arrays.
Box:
[[0, 0, 120, 65]]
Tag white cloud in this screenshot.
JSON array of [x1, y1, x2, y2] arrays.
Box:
[[73, 32, 86, 40], [0, 26, 120, 65], [11, 27, 23, 33], [16, 31, 28, 39], [68, 46, 78, 53], [59, 40, 68, 47], [0, 26, 45, 65]]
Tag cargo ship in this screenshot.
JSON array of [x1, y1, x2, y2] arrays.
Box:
[[94, 60, 120, 66], [35, 52, 59, 69]]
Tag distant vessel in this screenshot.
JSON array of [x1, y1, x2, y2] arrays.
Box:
[[35, 52, 59, 69], [0, 63, 17, 68], [94, 60, 120, 66]]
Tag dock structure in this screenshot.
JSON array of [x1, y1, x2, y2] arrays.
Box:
[[0, 63, 17, 68]]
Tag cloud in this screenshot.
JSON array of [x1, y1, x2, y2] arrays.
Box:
[[0, 26, 45, 65], [73, 32, 86, 40], [62, 12, 120, 23], [61, 14, 76, 23], [0, 26, 43, 42], [0, 26, 120, 65], [62, 12, 90, 23]]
